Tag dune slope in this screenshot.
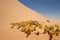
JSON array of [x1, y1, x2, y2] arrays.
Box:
[[0, 0, 60, 40]]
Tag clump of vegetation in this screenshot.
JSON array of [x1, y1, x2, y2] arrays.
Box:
[[10, 20, 60, 40], [43, 25, 60, 40]]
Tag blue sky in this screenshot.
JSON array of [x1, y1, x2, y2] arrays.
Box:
[[18, 0, 60, 19]]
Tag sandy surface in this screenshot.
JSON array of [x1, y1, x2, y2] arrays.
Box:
[[0, 0, 60, 40]]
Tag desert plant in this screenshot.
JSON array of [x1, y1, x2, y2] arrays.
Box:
[[43, 25, 60, 40], [10, 20, 60, 40]]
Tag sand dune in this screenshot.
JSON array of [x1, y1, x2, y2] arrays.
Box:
[[0, 0, 60, 40]]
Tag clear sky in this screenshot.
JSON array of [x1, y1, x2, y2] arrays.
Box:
[[18, 0, 60, 19]]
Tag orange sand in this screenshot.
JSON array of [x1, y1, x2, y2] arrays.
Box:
[[0, 0, 60, 40]]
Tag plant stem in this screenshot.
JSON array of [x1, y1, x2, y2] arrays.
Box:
[[49, 34, 53, 40]]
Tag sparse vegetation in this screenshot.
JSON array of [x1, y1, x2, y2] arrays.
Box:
[[10, 20, 60, 40]]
